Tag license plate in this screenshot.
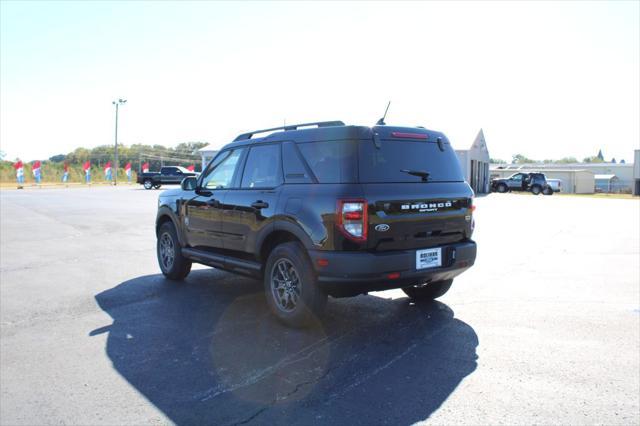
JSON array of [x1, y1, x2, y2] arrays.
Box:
[[416, 247, 442, 270]]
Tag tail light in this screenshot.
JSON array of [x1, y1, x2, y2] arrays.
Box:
[[469, 198, 476, 236], [337, 199, 368, 242]]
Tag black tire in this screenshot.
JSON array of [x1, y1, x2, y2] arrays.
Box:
[[153, 184, 162, 189], [402, 279, 453, 301], [143, 179, 153, 190], [542, 187, 553, 195], [264, 242, 327, 327], [157, 221, 191, 281], [531, 185, 542, 195], [497, 183, 508, 193]]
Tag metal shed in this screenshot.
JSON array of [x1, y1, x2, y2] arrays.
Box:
[[594, 174, 619, 193]]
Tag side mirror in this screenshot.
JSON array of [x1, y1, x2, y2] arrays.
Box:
[[181, 176, 197, 191]]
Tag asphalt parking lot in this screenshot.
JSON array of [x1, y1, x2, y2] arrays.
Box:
[[1, 187, 638, 425]]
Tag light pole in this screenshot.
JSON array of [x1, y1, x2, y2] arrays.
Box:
[[112, 98, 127, 185]]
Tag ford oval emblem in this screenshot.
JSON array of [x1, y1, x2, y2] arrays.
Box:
[[375, 224, 390, 232]]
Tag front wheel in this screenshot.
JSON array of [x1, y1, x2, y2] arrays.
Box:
[[157, 222, 191, 280], [497, 183, 508, 193], [264, 242, 327, 327], [143, 179, 153, 190], [531, 185, 542, 195], [153, 184, 162, 189], [403, 279, 453, 301]]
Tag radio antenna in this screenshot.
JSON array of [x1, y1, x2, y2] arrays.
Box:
[[376, 101, 391, 125]]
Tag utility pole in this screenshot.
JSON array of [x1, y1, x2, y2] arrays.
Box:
[[112, 98, 127, 185]]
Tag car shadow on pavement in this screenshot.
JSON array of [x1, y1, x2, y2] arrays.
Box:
[[92, 269, 478, 426]]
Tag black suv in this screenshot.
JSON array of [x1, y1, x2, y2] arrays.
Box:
[[155, 121, 477, 326], [491, 172, 553, 195]]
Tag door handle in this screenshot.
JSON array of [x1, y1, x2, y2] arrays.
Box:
[[206, 199, 220, 207], [251, 200, 269, 209]]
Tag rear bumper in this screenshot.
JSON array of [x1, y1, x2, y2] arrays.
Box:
[[308, 240, 477, 296]]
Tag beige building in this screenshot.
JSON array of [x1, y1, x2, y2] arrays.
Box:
[[490, 167, 595, 194]]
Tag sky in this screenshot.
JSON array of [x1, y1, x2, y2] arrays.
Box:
[[1, 1, 638, 163]]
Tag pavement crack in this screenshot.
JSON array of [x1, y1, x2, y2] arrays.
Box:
[[229, 407, 269, 426]]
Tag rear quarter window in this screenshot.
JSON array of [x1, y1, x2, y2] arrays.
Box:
[[297, 140, 357, 183]]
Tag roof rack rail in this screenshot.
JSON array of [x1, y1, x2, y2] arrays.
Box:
[[233, 120, 345, 142]]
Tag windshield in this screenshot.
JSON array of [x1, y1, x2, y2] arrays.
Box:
[[358, 139, 464, 183]]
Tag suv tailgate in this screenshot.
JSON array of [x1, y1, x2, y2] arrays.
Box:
[[363, 182, 473, 251]]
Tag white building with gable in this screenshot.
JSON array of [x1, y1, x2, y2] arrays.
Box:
[[455, 129, 491, 194]]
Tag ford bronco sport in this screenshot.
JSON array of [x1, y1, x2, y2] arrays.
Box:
[[155, 121, 477, 326]]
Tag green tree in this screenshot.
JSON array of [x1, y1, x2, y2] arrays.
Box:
[[174, 141, 208, 155], [583, 156, 604, 163], [554, 157, 578, 164], [66, 147, 91, 164], [512, 154, 536, 164]]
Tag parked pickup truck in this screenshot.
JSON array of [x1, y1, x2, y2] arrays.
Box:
[[137, 166, 198, 190], [546, 179, 562, 193]]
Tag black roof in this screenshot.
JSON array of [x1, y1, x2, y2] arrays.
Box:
[[225, 121, 448, 149]]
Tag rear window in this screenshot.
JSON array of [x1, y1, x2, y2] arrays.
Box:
[[297, 140, 357, 183], [358, 139, 464, 183]]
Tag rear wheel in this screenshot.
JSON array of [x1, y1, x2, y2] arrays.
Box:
[[403, 279, 453, 301], [497, 183, 508, 193], [143, 179, 153, 190], [543, 187, 553, 195], [157, 221, 191, 280], [531, 185, 542, 195], [264, 242, 327, 327]]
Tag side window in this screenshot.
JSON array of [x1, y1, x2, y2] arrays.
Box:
[[241, 144, 282, 189], [201, 149, 244, 189], [511, 174, 523, 181], [282, 142, 312, 184]]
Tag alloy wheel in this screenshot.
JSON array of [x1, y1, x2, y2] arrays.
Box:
[[159, 232, 175, 271], [270, 259, 301, 312]]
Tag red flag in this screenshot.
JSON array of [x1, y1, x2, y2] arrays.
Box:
[[187, 165, 195, 172], [13, 160, 23, 170], [142, 162, 149, 173], [83, 161, 91, 172], [104, 161, 112, 172], [124, 162, 131, 171], [63, 163, 69, 172], [32, 160, 41, 171]]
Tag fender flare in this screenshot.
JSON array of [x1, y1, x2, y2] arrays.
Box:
[[156, 206, 186, 246], [256, 219, 316, 255]]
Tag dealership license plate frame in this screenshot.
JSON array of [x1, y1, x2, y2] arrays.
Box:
[[416, 247, 442, 270]]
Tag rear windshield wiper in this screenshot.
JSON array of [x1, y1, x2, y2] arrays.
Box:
[[400, 169, 430, 182]]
